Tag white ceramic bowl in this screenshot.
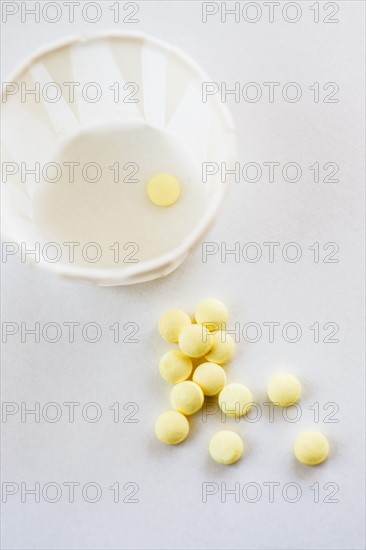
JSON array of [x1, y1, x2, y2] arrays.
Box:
[[1, 32, 236, 285]]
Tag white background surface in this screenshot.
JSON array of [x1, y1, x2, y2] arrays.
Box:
[[1, 1, 365, 549]]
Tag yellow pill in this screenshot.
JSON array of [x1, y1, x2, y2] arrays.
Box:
[[158, 309, 191, 344], [178, 324, 213, 358], [267, 372, 302, 407], [294, 431, 329, 466], [193, 362, 226, 396], [170, 381, 204, 415], [147, 173, 180, 206], [155, 410, 189, 445], [219, 383, 253, 418], [195, 298, 229, 331], [209, 430, 244, 465], [205, 331, 235, 365], [159, 350, 192, 384]]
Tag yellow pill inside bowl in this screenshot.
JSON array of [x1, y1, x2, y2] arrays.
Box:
[[267, 372, 302, 407], [159, 350, 193, 384], [159, 309, 191, 344], [155, 410, 189, 445], [170, 381, 204, 415], [209, 430, 244, 465], [147, 173, 180, 206], [193, 362, 226, 396], [294, 431, 329, 466], [205, 331, 235, 365], [178, 324, 213, 358]]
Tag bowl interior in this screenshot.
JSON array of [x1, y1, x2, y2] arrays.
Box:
[[2, 33, 235, 276]]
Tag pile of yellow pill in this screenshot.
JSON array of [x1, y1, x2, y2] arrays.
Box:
[[154, 299, 331, 467], [155, 298, 245, 463]]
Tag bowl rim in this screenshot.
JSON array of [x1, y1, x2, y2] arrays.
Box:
[[2, 30, 236, 283]]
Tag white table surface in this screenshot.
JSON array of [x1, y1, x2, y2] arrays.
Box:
[[1, 1, 365, 549]]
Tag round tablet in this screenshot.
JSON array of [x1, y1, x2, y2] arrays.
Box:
[[219, 383, 253, 418], [209, 430, 244, 465], [205, 331, 235, 365], [193, 362, 226, 396], [147, 173, 180, 206], [170, 381, 204, 415], [195, 298, 229, 331], [158, 309, 191, 344], [155, 410, 189, 445], [267, 372, 302, 407], [178, 324, 213, 358], [159, 350, 193, 384], [294, 431, 329, 466]]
